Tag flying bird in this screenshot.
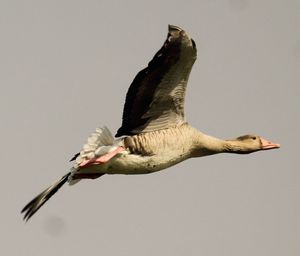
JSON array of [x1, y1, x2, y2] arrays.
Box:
[[21, 25, 280, 221]]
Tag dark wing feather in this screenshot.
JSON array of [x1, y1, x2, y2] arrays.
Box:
[[70, 152, 80, 162], [21, 172, 70, 221], [116, 25, 197, 137]]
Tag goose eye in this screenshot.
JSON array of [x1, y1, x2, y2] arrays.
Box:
[[252, 137, 256, 140]]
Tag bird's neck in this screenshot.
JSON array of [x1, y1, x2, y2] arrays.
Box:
[[222, 140, 253, 154], [191, 131, 251, 157]]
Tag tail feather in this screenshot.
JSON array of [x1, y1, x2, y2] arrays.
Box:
[[21, 172, 71, 222]]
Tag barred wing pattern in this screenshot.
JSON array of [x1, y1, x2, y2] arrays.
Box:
[[116, 25, 197, 137]]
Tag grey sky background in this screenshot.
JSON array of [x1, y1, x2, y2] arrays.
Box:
[[1, 0, 299, 255]]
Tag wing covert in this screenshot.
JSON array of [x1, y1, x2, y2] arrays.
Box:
[[116, 25, 197, 137]]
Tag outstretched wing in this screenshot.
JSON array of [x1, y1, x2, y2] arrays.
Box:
[[116, 25, 197, 137]]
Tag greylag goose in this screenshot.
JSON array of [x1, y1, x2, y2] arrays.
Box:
[[21, 25, 280, 221]]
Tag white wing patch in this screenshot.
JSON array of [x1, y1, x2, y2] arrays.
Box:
[[68, 126, 124, 184], [76, 126, 113, 163]]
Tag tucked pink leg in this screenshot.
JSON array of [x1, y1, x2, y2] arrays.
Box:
[[79, 146, 125, 168]]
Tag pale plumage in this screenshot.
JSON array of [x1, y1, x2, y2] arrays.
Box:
[[21, 25, 280, 221]]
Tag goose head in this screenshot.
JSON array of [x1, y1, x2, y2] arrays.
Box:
[[225, 134, 280, 154]]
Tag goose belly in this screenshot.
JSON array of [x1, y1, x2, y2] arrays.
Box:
[[109, 153, 187, 174], [83, 152, 188, 175]]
